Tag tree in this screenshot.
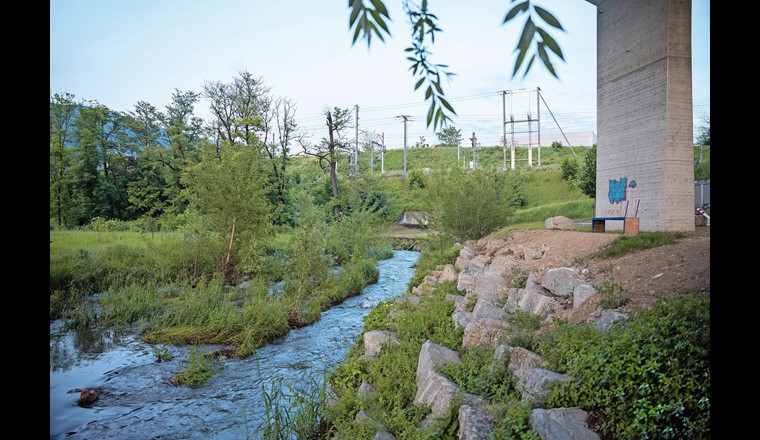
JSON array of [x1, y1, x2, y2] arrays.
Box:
[[183, 141, 272, 271], [348, 0, 565, 130], [300, 107, 353, 219], [696, 114, 710, 146], [50, 92, 79, 227], [436, 125, 462, 147], [578, 144, 596, 198]]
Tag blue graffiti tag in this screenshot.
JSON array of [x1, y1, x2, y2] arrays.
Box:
[[608, 178, 628, 204]]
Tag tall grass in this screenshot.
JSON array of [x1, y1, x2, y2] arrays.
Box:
[[598, 231, 688, 258]]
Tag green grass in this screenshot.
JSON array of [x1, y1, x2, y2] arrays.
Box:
[[598, 231, 688, 258]]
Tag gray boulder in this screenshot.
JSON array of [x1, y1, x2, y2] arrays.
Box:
[[472, 298, 506, 321], [542, 268, 583, 298], [373, 430, 396, 440], [507, 347, 546, 391], [457, 270, 477, 294], [416, 340, 460, 381], [462, 318, 509, 350], [414, 370, 460, 419], [545, 216, 577, 231], [589, 311, 628, 333], [358, 380, 375, 398], [362, 330, 400, 359], [452, 311, 473, 329], [472, 270, 510, 304], [440, 264, 458, 282], [457, 404, 493, 440], [446, 294, 469, 313], [529, 407, 600, 440], [521, 368, 571, 406], [573, 284, 597, 309]]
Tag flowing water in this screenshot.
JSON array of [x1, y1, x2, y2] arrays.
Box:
[[50, 250, 419, 439]]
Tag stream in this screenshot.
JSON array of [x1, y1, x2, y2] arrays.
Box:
[[50, 250, 420, 439]]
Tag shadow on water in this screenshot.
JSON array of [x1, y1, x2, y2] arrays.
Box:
[[50, 250, 420, 440]]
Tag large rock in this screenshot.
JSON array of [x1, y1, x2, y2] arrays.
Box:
[[529, 408, 600, 440], [414, 371, 460, 419], [78, 388, 99, 407], [358, 380, 375, 398], [507, 347, 547, 391], [462, 318, 509, 350], [374, 430, 396, 440], [362, 330, 400, 359], [416, 340, 460, 382], [472, 298, 506, 321], [440, 264, 458, 282], [472, 270, 510, 304], [457, 270, 477, 293], [452, 311, 473, 329], [506, 288, 562, 319], [446, 294, 469, 313], [457, 404, 493, 440], [521, 368, 571, 406], [588, 311, 628, 333], [545, 216, 577, 231], [455, 248, 476, 270], [541, 268, 583, 298], [573, 284, 597, 309]]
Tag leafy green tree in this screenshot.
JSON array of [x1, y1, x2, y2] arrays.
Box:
[[348, 0, 565, 129], [429, 169, 515, 241], [696, 114, 710, 146], [436, 125, 462, 147], [183, 142, 272, 269], [578, 144, 596, 198], [50, 92, 79, 227], [560, 155, 579, 181]]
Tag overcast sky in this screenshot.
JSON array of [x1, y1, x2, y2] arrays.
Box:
[[50, 0, 710, 148]]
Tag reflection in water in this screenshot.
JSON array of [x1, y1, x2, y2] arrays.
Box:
[[50, 250, 419, 440]]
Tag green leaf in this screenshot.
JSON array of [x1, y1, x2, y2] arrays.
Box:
[[425, 85, 433, 100], [522, 53, 536, 78], [427, 102, 435, 126], [439, 96, 456, 114], [503, 1, 529, 23], [351, 20, 363, 45], [369, 0, 390, 18], [537, 27, 564, 59], [433, 80, 443, 95], [369, 9, 390, 34], [414, 77, 425, 91], [517, 17, 536, 52], [537, 43, 558, 77], [534, 5, 564, 31], [349, 2, 362, 27], [512, 47, 528, 76]]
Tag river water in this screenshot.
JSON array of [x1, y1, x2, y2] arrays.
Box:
[[50, 250, 419, 439]]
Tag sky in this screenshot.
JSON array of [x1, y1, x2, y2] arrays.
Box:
[[50, 0, 710, 149]]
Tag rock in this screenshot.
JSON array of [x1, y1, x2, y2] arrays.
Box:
[[512, 289, 562, 319], [452, 311, 473, 329], [78, 388, 99, 407], [416, 340, 460, 382], [457, 404, 493, 440], [545, 216, 577, 230], [373, 429, 396, 440], [414, 370, 460, 419], [523, 247, 544, 261], [446, 294, 469, 313], [462, 318, 509, 350], [440, 264, 458, 282], [521, 368, 571, 406], [472, 298, 506, 321], [358, 380, 374, 398], [363, 330, 400, 359], [529, 407, 600, 440], [455, 248, 476, 270], [507, 347, 546, 392], [237, 280, 252, 289], [588, 311, 628, 333], [325, 382, 339, 409], [472, 270, 509, 304], [355, 410, 370, 421], [457, 270, 477, 293], [541, 268, 583, 298], [573, 284, 597, 309]]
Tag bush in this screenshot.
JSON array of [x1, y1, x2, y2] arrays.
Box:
[[578, 145, 596, 198], [551, 140, 563, 148], [560, 156, 579, 181], [535, 294, 710, 439]]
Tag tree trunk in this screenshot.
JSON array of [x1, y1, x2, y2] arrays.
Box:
[[226, 216, 236, 264], [326, 111, 341, 219]]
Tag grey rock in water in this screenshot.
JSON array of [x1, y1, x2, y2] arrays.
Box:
[[457, 404, 493, 440], [589, 311, 628, 333], [545, 216, 577, 231], [542, 268, 583, 298], [530, 407, 600, 440]]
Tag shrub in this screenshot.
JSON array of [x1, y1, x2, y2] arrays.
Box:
[[560, 156, 579, 181], [535, 294, 710, 439]]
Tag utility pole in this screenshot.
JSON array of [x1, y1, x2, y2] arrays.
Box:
[[536, 87, 541, 169], [397, 115, 410, 178], [381, 132, 385, 174], [354, 104, 359, 175], [502, 90, 507, 171], [470, 131, 478, 170]]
